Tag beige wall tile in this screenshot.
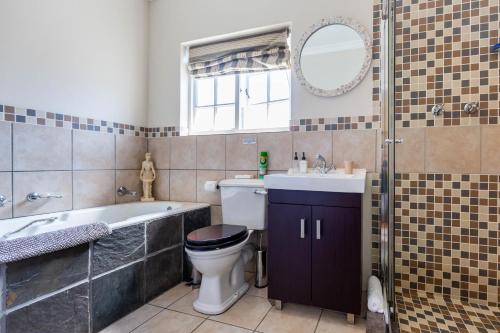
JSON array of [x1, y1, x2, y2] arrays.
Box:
[[196, 135, 225, 170], [0, 172, 12, 219], [148, 138, 170, 169], [116, 170, 141, 203], [73, 170, 115, 209], [13, 123, 71, 171], [395, 128, 425, 173], [170, 136, 196, 170], [332, 129, 377, 171], [13, 171, 72, 217], [196, 170, 225, 205], [116, 135, 147, 170], [258, 132, 292, 171], [0, 122, 12, 171], [73, 130, 115, 170], [170, 170, 196, 202], [292, 131, 332, 168], [425, 126, 480, 174], [225, 171, 258, 179], [226, 134, 258, 171], [480, 126, 500, 174], [153, 169, 170, 201], [210, 205, 222, 225]]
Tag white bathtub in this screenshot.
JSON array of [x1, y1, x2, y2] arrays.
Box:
[[0, 201, 209, 240]]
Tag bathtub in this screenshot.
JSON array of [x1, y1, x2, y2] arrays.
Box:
[[0, 201, 209, 240]]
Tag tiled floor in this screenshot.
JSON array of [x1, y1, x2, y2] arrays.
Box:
[[396, 291, 500, 333], [100, 275, 366, 333]]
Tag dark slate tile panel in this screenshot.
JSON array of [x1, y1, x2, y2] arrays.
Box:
[[146, 214, 182, 254], [91, 261, 145, 333], [145, 246, 182, 302], [6, 244, 89, 309], [183, 207, 210, 280], [6, 283, 89, 333], [92, 224, 145, 276]]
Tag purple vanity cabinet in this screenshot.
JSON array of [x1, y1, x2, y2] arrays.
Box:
[[267, 190, 362, 315]]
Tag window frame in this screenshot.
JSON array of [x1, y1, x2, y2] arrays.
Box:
[[188, 70, 291, 136]]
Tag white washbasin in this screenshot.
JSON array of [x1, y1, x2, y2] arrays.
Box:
[[264, 169, 367, 193]]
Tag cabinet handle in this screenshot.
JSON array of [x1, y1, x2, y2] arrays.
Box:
[[316, 219, 321, 240], [300, 218, 305, 239]]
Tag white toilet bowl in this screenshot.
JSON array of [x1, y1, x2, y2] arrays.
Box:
[[185, 229, 254, 315]]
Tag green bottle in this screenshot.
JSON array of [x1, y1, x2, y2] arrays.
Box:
[[258, 151, 268, 179]]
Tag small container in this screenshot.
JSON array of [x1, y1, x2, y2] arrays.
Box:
[[258, 151, 268, 179], [344, 160, 354, 175], [299, 152, 308, 174], [292, 152, 299, 174]]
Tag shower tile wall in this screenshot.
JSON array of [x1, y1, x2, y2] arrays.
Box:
[[394, 0, 499, 307], [0, 119, 147, 219]]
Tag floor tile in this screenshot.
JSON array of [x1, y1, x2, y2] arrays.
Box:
[[193, 320, 252, 333], [168, 290, 209, 318], [209, 295, 271, 330], [246, 285, 268, 298], [256, 303, 321, 333], [315, 310, 366, 333], [149, 283, 192, 308], [99, 305, 162, 333], [132, 310, 204, 333]]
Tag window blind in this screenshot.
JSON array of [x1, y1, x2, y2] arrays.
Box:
[[188, 28, 290, 78]]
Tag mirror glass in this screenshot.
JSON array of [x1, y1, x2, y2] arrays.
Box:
[[299, 24, 367, 94]]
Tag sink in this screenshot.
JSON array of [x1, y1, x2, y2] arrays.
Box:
[[264, 169, 367, 193]]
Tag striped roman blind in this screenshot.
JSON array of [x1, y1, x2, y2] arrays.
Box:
[[188, 28, 290, 78]]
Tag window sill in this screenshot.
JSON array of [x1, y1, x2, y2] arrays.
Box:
[[188, 126, 289, 136]]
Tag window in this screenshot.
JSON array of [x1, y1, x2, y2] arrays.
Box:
[[190, 69, 290, 133]]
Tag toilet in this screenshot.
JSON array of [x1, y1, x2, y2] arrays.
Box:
[[185, 178, 267, 315]]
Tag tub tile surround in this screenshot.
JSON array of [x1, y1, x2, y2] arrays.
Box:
[[0, 207, 210, 333], [0, 122, 147, 219]]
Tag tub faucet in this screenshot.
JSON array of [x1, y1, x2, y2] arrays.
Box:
[[117, 186, 137, 196], [26, 192, 63, 202], [0, 195, 10, 207], [313, 154, 335, 174]]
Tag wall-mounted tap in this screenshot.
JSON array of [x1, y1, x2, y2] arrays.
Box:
[[26, 192, 63, 202], [313, 154, 335, 174], [0, 195, 10, 207], [117, 186, 137, 196]]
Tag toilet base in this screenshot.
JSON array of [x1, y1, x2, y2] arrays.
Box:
[[193, 282, 249, 315]]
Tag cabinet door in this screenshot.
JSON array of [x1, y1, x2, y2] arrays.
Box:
[[311, 206, 361, 314], [268, 203, 311, 304]]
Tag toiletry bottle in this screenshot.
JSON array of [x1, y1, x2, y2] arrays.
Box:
[[299, 152, 308, 174], [258, 151, 268, 179], [293, 152, 299, 174]]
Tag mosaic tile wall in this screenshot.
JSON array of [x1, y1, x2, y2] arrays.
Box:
[[394, 0, 500, 308]]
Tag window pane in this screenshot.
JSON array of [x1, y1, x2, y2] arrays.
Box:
[[270, 70, 290, 101], [195, 78, 214, 106], [216, 75, 235, 104], [247, 72, 267, 105], [268, 100, 290, 128], [192, 106, 214, 132], [214, 105, 235, 130], [242, 104, 267, 129]]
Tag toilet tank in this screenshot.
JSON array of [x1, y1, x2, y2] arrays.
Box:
[[218, 179, 267, 230]]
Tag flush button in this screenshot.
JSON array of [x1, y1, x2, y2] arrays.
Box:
[[242, 137, 256, 145]]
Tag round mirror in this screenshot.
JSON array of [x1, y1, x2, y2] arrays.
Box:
[[294, 18, 372, 97]]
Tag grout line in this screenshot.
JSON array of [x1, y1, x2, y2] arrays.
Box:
[[313, 309, 323, 333], [129, 308, 168, 333], [252, 299, 273, 333]]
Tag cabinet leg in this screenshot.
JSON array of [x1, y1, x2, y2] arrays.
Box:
[[275, 300, 283, 310], [346, 313, 355, 325]]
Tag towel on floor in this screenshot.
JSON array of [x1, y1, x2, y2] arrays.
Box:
[[0, 222, 112, 264], [368, 275, 384, 313]]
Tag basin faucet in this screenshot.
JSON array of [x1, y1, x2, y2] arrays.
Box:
[[313, 154, 335, 174], [117, 186, 138, 196], [26, 192, 63, 202], [0, 195, 10, 207]]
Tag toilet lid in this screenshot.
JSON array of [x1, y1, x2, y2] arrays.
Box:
[[186, 225, 248, 251]]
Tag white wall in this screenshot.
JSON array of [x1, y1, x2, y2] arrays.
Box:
[[148, 0, 373, 127], [0, 0, 149, 126]]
